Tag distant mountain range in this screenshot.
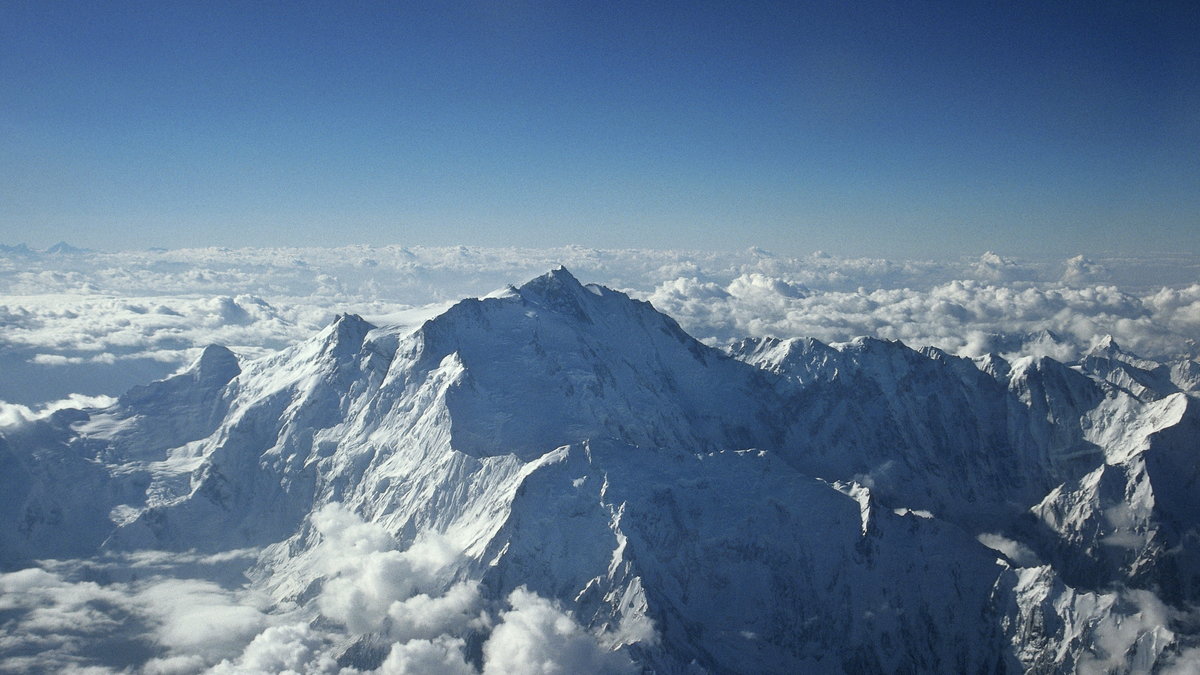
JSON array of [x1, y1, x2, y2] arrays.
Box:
[[0, 241, 89, 255]]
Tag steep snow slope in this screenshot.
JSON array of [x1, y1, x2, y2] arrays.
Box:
[[731, 336, 1090, 529], [0, 345, 240, 562], [473, 440, 1013, 673], [0, 407, 139, 563], [1030, 393, 1200, 604], [1, 268, 1197, 673]]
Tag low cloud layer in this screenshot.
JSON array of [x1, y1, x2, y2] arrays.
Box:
[[0, 555, 275, 673], [0, 505, 633, 674], [0, 392, 117, 427], [2, 245, 1197, 406], [650, 274, 1200, 361]]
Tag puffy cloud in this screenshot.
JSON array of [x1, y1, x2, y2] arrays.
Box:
[[977, 533, 1042, 567], [310, 503, 482, 640], [307, 505, 630, 675], [378, 637, 476, 675], [727, 273, 808, 300], [142, 654, 209, 674], [481, 587, 636, 675], [973, 251, 1035, 282], [209, 623, 339, 675], [1061, 255, 1108, 286], [388, 582, 486, 643]]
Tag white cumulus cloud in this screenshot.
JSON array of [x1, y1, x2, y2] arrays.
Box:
[[481, 587, 636, 675]]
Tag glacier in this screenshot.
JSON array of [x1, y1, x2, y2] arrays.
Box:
[[1, 267, 1198, 673]]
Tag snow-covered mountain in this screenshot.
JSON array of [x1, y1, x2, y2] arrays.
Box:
[[2, 268, 1198, 673]]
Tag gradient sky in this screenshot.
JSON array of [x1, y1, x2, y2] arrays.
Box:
[[2, 1, 1198, 257]]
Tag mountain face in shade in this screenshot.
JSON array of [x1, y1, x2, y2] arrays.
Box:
[[2, 268, 1198, 673]]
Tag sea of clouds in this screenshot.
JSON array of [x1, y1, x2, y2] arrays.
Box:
[[2, 243, 1197, 408]]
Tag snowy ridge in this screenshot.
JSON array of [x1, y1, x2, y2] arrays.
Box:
[[1, 268, 1198, 673]]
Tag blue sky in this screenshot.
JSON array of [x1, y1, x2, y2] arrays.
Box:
[[2, 1, 1197, 257]]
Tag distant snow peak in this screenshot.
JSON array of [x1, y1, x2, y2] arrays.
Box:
[[46, 241, 87, 255], [0, 242, 33, 255], [1091, 334, 1120, 354]]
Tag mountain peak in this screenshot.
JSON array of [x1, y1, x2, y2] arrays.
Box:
[[0, 243, 33, 255], [521, 265, 583, 291], [1089, 334, 1121, 356], [117, 344, 240, 413], [46, 241, 86, 255], [331, 312, 371, 329], [515, 267, 593, 322], [194, 344, 241, 383], [322, 313, 375, 356]]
